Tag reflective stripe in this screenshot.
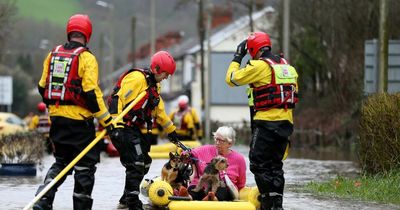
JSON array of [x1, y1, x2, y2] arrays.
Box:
[[145, 163, 151, 169], [73, 47, 84, 54], [269, 192, 283, 197], [142, 99, 148, 109], [162, 121, 173, 129], [230, 72, 240, 86], [135, 144, 142, 156], [73, 192, 92, 199], [54, 45, 62, 52], [266, 58, 276, 65], [124, 89, 132, 98], [74, 165, 89, 171], [98, 111, 110, 121], [134, 161, 145, 166]]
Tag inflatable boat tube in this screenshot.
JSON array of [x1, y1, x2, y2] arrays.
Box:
[[106, 140, 201, 159], [145, 180, 260, 210]]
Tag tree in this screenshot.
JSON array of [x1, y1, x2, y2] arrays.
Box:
[[0, 1, 16, 61]]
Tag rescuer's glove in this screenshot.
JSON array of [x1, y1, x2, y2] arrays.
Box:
[[232, 40, 247, 63]]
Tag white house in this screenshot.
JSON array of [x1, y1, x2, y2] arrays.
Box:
[[102, 6, 278, 127], [173, 6, 277, 123]]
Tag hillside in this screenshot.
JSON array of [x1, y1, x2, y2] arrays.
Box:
[[15, 0, 81, 26]]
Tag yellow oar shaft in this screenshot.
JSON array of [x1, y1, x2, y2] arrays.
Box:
[[23, 91, 147, 210]]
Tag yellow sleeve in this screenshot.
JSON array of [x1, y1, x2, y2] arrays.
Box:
[[79, 51, 112, 127], [154, 97, 176, 134], [183, 113, 194, 129], [117, 71, 148, 113], [29, 115, 39, 130], [38, 53, 51, 88], [169, 109, 176, 121], [225, 60, 271, 87], [190, 108, 200, 124]]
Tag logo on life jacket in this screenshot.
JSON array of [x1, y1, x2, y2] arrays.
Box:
[[43, 45, 88, 108], [252, 57, 299, 111]]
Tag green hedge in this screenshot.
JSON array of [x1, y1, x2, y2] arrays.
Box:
[[359, 93, 400, 175]]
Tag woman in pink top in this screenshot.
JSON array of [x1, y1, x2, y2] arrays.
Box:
[[186, 126, 246, 201]]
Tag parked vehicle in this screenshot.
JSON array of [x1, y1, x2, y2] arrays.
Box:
[[0, 112, 28, 136]]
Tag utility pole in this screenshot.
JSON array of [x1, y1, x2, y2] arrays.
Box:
[[248, 0, 254, 32], [205, 1, 213, 143], [283, 0, 290, 60], [99, 33, 104, 78], [198, 0, 206, 139], [150, 0, 156, 56], [377, 0, 388, 93], [131, 16, 136, 66]]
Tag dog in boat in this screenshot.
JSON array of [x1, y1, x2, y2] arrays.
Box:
[[161, 152, 182, 184], [192, 156, 229, 195]]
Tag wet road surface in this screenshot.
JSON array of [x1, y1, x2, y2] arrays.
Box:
[[1, 145, 399, 210]]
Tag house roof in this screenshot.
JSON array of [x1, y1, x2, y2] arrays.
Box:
[[187, 6, 275, 54], [101, 6, 275, 87]]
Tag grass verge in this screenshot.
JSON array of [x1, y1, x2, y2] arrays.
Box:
[[306, 169, 400, 204]]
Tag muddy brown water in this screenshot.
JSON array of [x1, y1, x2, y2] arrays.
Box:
[[1, 145, 399, 210]]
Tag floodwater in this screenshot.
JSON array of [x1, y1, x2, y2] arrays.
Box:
[[1, 145, 399, 210]]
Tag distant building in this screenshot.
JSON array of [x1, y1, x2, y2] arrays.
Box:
[[103, 6, 277, 124], [364, 40, 400, 94]]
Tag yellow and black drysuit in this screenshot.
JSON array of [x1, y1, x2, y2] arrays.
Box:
[[190, 107, 203, 140], [108, 68, 178, 210], [169, 107, 195, 140], [226, 51, 298, 210], [36, 41, 112, 210]]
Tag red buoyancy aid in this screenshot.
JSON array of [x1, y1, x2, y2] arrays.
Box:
[[43, 45, 88, 108], [172, 108, 191, 130], [108, 68, 160, 129], [252, 57, 299, 111]]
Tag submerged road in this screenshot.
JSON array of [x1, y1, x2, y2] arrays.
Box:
[[1, 145, 399, 210]]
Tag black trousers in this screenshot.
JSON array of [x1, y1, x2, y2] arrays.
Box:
[[111, 126, 152, 208], [36, 116, 98, 210], [249, 120, 292, 196]]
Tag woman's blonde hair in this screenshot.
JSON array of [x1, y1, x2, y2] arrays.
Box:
[[213, 126, 236, 145]]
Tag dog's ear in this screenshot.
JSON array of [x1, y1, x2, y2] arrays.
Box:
[[169, 152, 174, 159], [211, 157, 218, 165]]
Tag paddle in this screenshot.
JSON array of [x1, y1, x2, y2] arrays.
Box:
[[23, 91, 147, 210]]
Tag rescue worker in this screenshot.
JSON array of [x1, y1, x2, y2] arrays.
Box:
[[107, 51, 180, 210], [29, 102, 52, 153], [169, 95, 202, 141], [33, 14, 114, 210], [225, 32, 299, 210]]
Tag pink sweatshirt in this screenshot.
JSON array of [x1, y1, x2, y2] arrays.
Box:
[[189, 145, 246, 190]]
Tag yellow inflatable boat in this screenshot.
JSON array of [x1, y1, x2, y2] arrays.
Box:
[[105, 140, 201, 158], [148, 140, 202, 159], [141, 179, 260, 210]]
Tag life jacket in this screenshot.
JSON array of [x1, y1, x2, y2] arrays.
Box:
[[37, 114, 50, 134], [172, 108, 191, 130], [252, 57, 299, 111], [108, 68, 160, 131], [43, 45, 88, 108]]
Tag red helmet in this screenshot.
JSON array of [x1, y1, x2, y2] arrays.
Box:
[[150, 51, 176, 75], [37, 102, 46, 113], [246, 32, 272, 58], [67, 14, 93, 43], [178, 95, 189, 109]]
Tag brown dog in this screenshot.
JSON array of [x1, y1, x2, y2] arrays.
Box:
[[192, 156, 229, 195], [161, 152, 182, 187]]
